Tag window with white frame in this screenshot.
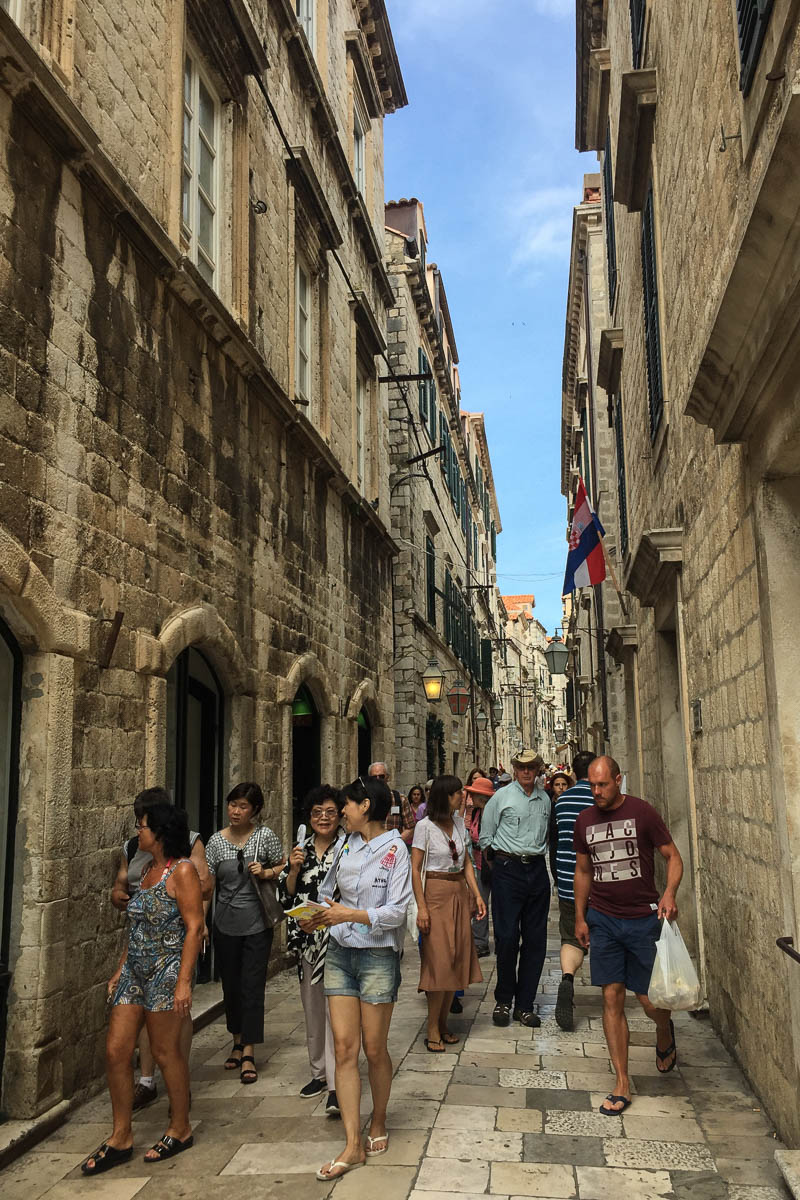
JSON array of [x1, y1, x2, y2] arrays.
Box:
[[296, 0, 316, 53], [182, 49, 219, 288], [355, 370, 366, 490], [353, 96, 367, 195], [295, 258, 312, 408]]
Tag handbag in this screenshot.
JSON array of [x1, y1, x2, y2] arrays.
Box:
[[406, 824, 430, 939], [248, 827, 286, 928]]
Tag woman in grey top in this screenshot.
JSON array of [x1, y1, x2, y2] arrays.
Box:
[[205, 782, 285, 1084]]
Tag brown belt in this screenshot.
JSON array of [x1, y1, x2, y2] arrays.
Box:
[[426, 870, 465, 881]]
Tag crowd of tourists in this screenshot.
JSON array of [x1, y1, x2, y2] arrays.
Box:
[[81, 750, 685, 1180]]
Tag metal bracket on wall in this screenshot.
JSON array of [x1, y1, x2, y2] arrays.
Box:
[[99, 610, 124, 669]]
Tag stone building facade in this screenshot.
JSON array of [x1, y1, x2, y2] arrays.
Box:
[[385, 200, 503, 788], [499, 598, 569, 767], [0, 0, 405, 1119], [560, 176, 635, 785], [574, 0, 800, 1145]]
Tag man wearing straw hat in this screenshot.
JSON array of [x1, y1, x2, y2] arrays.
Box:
[[479, 749, 551, 1027]]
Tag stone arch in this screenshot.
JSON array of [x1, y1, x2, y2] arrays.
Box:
[[135, 604, 255, 790], [277, 650, 335, 716], [0, 528, 90, 657]]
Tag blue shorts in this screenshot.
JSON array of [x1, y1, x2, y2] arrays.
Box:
[[587, 908, 661, 995], [324, 939, 401, 1005]]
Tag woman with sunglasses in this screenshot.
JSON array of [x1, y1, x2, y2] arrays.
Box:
[[277, 785, 345, 1112], [412, 774, 486, 1052], [205, 782, 285, 1084], [301, 776, 411, 1181]]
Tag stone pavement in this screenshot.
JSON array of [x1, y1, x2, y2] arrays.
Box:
[[2, 911, 792, 1200]]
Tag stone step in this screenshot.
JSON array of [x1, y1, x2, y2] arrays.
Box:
[[776, 1148, 800, 1197]]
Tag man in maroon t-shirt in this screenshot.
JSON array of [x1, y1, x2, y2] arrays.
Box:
[[573, 756, 683, 1117]]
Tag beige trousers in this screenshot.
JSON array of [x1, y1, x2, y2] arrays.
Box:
[[299, 964, 336, 1088]]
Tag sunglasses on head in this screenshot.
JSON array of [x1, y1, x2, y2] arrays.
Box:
[[448, 839, 459, 864]]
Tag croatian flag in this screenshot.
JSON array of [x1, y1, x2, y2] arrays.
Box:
[[562, 478, 606, 595]]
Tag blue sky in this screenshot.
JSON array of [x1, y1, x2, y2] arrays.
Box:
[[384, 0, 595, 634]]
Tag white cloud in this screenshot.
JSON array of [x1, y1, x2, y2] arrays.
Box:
[[508, 185, 579, 271]]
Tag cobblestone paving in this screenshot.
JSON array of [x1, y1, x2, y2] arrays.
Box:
[[2, 914, 791, 1199]]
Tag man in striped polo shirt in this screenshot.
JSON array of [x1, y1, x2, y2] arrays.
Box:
[[548, 751, 596, 1030]]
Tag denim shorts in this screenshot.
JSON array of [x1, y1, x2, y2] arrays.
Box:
[[324, 939, 401, 1005], [587, 907, 661, 995]]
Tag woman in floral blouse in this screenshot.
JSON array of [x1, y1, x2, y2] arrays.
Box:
[[278, 785, 344, 1114]]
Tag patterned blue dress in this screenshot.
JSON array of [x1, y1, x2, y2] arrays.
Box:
[[113, 859, 189, 1012]]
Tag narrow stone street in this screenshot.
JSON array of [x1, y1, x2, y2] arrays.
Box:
[[2, 909, 791, 1200]]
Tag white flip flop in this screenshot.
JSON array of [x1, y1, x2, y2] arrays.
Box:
[[366, 1133, 389, 1157], [316, 1159, 365, 1181]]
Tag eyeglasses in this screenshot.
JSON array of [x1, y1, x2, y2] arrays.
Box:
[[448, 839, 459, 864], [237, 849, 245, 874], [310, 808, 338, 819], [134, 820, 146, 831]]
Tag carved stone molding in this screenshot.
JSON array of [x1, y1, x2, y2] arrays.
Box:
[[614, 69, 658, 213], [624, 528, 682, 606]]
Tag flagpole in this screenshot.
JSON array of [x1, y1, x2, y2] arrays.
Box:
[[599, 535, 629, 620]]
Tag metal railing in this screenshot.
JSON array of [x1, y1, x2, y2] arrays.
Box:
[[777, 936, 800, 965]]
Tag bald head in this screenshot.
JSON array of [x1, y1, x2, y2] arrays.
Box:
[[588, 755, 624, 811]]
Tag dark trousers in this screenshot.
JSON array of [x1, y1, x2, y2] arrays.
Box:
[[490, 855, 550, 1011], [213, 927, 273, 1044]]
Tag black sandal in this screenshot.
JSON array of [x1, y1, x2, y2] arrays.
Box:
[[240, 1054, 258, 1084], [224, 1042, 244, 1070], [81, 1142, 133, 1175], [656, 1019, 677, 1073], [144, 1133, 194, 1161]]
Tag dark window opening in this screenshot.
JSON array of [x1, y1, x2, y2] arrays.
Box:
[[292, 684, 320, 834], [737, 0, 774, 96], [641, 183, 664, 440], [630, 0, 646, 67], [357, 707, 372, 777], [426, 536, 437, 627], [614, 395, 629, 557]]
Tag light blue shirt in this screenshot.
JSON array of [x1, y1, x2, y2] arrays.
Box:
[[319, 830, 411, 952], [478, 780, 551, 857]]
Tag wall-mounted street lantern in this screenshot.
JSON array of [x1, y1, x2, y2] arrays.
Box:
[[491, 697, 504, 723], [475, 709, 488, 734], [447, 680, 470, 716], [544, 632, 570, 676], [554, 724, 567, 744], [422, 659, 445, 702]]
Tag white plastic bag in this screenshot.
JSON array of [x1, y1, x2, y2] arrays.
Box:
[[647, 920, 702, 1010]]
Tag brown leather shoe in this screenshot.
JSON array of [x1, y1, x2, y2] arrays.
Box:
[[132, 1080, 157, 1111]]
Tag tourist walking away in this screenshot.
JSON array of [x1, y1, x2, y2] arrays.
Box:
[[82, 804, 204, 1174], [412, 775, 485, 1052], [464, 774, 495, 957], [479, 749, 552, 1028], [277, 785, 344, 1111], [547, 751, 595, 1030], [369, 761, 415, 843], [574, 755, 683, 1115], [205, 782, 286, 1085], [110, 787, 211, 1111], [302, 776, 411, 1181]]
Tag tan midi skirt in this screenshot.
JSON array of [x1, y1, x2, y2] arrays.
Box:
[[418, 877, 483, 993]]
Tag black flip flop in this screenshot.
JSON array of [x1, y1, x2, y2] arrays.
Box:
[[240, 1054, 258, 1083], [656, 1018, 677, 1073], [599, 1094, 632, 1116], [81, 1142, 133, 1174], [144, 1133, 194, 1161], [424, 1038, 446, 1053]]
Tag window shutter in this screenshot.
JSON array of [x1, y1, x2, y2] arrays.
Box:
[[481, 638, 492, 690], [444, 569, 452, 644], [603, 125, 618, 310], [426, 537, 437, 627], [428, 378, 437, 443], [629, 0, 645, 67], [439, 416, 447, 473], [737, 0, 774, 95], [418, 348, 428, 422], [490, 521, 497, 559], [614, 396, 629, 557], [641, 184, 664, 440]]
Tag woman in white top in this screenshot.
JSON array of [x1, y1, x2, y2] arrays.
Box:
[[302, 777, 411, 1182], [412, 774, 486, 1052]]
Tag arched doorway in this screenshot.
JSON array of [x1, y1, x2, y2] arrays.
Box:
[[357, 707, 372, 776], [166, 647, 224, 983], [292, 684, 320, 834], [0, 616, 21, 1104]]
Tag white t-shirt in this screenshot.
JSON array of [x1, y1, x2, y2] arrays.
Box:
[[412, 814, 468, 873]]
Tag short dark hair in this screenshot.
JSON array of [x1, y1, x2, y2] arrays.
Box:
[[143, 803, 191, 858], [572, 751, 596, 781], [426, 775, 463, 823], [341, 777, 392, 823], [133, 787, 171, 819], [226, 781, 264, 816], [305, 784, 342, 819]]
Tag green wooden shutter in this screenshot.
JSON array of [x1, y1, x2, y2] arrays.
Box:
[[490, 521, 497, 559], [444, 569, 452, 644], [641, 184, 664, 440], [481, 638, 493, 690]]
